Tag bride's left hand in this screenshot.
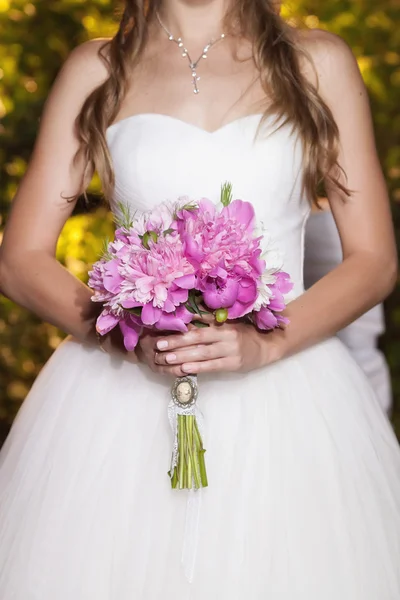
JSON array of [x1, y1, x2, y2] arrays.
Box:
[[154, 321, 281, 374]]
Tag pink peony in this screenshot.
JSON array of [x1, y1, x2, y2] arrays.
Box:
[[119, 234, 195, 312], [177, 199, 264, 318], [89, 203, 198, 348]]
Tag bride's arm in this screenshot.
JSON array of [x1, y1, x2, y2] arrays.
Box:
[[271, 30, 397, 358], [0, 40, 112, 345], [153, 32, 397, 374]]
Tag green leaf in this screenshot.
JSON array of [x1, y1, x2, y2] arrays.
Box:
[[120, 305, 142, 316], [220, 181, 233, 206], [142, 230, 158, 249], [114, 201, 135, 229], [188, 298, 201, 316], [189, 291, 210, 315], [100, 236, 113, 260], [187, 290, 202, 316], [172, 202, 198, 220], [184, 302, 197, 315]]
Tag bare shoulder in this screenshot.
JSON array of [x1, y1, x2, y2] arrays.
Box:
[[58, 38, 111, 91], [30, 38, 114, 169], [294, 28, 361, 93]]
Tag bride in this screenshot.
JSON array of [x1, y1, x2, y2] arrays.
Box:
[[0, 0, 400, 598]]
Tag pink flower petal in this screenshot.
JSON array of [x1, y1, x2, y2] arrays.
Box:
[[183, 236, 203, 263], [198, 198, 216, 216], [136, 275, 156, 295], [119, 317, 141, 351], [96, 311, 119, 335], [103, 260, 123, 294], [221, 200, 255, 232], [175, 273, 196, 289], [203, 278, 239, 310], [227, 299, 255, 319], [120, 298, 142, 309], [254, 307, 278, 330], [155, 312, 189, 333], [268, 290, 285, 312], [175, 305, 194, 324], [169, 287, 189, 305], [274, 271, 294, 294], [141, 303, 162, 326], [208, 265, 227, 280], [163, 298, 177, 313], [237, 279, 257, 303]]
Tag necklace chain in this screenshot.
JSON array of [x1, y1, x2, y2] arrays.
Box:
[[156, 12, 225, 95]]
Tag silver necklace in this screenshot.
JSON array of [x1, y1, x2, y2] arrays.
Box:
[[156, 12, 225, 94]]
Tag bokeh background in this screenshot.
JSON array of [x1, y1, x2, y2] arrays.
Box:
[[0, 0, 399, 444]]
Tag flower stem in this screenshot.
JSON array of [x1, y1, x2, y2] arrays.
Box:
[[194, 419, 208, 487], [172, 414, 208, 490]]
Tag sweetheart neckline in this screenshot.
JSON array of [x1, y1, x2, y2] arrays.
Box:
[[106, 112, 265, 136]]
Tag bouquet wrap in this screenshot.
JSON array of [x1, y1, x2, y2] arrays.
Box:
[[168, 375, 207, 490]]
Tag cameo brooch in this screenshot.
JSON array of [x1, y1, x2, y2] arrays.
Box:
[[171, 376, 198, 409]]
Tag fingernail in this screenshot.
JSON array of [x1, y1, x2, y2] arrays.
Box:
[[157, 340, 168, 350], [166, 353, 176, 363], [182, 364, 193, 372]]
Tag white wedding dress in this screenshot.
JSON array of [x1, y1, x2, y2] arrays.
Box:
[[1, 113, 400, 599]]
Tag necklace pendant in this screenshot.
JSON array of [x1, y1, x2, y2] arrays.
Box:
[[191, 70, 200, 94], [156, 11, 225, 96]]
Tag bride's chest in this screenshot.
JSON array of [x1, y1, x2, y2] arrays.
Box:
[[106, 114, 307, 222]]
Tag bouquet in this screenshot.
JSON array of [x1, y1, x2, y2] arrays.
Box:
[[89, 183, 293, 490]]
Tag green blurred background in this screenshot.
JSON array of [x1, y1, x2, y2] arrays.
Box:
[[0, 1, 399, 444]]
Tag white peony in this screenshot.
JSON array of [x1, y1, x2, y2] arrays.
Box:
[[253, 221, 285, 311]]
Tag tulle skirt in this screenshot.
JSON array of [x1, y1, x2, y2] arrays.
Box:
[[0, 336, 400, 599]]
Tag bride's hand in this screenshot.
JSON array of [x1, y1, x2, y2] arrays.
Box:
[[153, 322, 282, 374], [136, 328, 206, 377]]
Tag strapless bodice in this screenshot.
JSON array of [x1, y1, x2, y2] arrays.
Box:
[[106, 113, 310, 299]]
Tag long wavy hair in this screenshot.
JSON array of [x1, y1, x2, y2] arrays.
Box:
[[75, 0, 348, 203]]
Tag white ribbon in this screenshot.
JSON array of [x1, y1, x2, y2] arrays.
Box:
[[168, 375, 205, 583], [182, 488, 202, 583]]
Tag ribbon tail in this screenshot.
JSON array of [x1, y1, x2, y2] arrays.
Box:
[[182, 488, 202, 583], [168, 374, 207, 583]]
